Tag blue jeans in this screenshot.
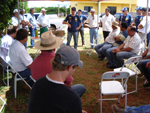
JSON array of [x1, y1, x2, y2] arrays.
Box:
[[137, 59, 150, 74], [141, 60, 150, 83], [90, 28, 98, 48], [71, 84, 86, 97], [94, 42, 110, 57], [147, 33, 150, 46], [19, 68, 34, 87], [124, 105, 150, 113], [112, 51, 136, 67], [67, 31, 78, 49], [101, 43, 113, 57], [106, 46, 117, 66], [29, 27, 35, 48]]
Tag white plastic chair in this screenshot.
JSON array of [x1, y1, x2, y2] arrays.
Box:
[[114, 56, 142, 95], [86, 34, 102, 57], [0, 97, 6, 112], [0, 47, 10, 87], [6, 57, 32, 98], [97, 71, 129, 113]]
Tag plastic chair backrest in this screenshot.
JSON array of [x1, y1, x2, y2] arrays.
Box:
[[125, 56, 142, 64], [0, 47, 8, 61]]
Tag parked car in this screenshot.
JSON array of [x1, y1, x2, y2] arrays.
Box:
[[76, 10, 89, 17], [99, 13, 105, 22], [114, 13, 121, 22]]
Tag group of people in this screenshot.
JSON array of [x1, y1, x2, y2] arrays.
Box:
[[1, 6, 150, 113]]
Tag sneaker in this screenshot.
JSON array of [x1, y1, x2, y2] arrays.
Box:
[[143, 82, 150, 87], [111, 104, 124, 113], [107, 64, 117, 69]]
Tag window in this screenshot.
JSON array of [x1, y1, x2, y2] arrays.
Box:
[[84, 6, 93, 12], [107, 7, 116, 15]]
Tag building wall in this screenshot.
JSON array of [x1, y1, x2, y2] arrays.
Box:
[[70, 0, 137, 14]]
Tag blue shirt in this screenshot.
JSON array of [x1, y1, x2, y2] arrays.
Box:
[[135, 15, 143, 31], [115, 30, 128, 45], [27, 13, 37, 28], [64, 14, 81, 32], [119, 14, 134, 27], [77, 14, 87, 26]]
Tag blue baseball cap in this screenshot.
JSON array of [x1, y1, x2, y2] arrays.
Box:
[[135, 6, 142, 10], [121, 7, 128, 11]]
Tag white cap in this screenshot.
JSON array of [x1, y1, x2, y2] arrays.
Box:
[[13, 9, 18, 13], [41, 8, 47, 12]]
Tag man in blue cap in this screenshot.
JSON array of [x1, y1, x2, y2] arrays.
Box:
[[64, 7, 82, 50], [135, 6, 143, 31], [77, 9, 87, 46], [119, 7, 134, 27]]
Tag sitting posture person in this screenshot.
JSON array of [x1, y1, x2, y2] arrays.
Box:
[[111, 26, 141, 68], [31, 31, 86, 97], [104, 22, 128, 68], [9, 29, 34, 87], [112, 104, 150, 113], [28, 45, 87, 113], [94, 21, 120, 60]]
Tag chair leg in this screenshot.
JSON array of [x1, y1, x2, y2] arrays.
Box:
[[118, 94, 122, 104], [2, 67, 6, 85], [97, 87, 100, 103], [6, 66, 9, 87], [14, 76, 17, 98], [125, 85, 127, 108], [100, 93, 102, 113], [136, 74, 137, 92], [0, 97, 6, 112]]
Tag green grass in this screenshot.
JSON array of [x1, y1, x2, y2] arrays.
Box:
[[0, 28, 150, 113]]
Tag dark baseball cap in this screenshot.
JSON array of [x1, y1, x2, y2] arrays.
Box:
[[78, 9, 82, 11], [71, 7, 76, 11], [54, 44, 83, 68]]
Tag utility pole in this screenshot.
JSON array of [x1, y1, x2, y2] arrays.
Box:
[[58, 4, 60, 17], [65, 6, 67, 17]]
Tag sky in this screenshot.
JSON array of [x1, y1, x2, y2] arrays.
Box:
[[28, 0, 149, 8]]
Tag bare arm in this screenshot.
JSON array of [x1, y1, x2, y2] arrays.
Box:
[[142, 49, 148, 58]]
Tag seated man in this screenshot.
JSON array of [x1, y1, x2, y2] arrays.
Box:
[[112, 104, 150, 113], [94, 21, 120, 60], [28, 45, 87, 113], [9, 29, 34, 87], [31, 31, 86, 97], [103, 22, 128, 68], [111, 26, 141, 68]]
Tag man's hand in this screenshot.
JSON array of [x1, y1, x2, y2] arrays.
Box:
[[82, 110, 87, 113], [146, 62, 150, 68], [112, 48, 120, 53], [76, 27, 80, 30], [115, 36, 121, 41], [68, 24, 71, 28]]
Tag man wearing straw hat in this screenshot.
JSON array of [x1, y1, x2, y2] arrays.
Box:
[[37, 8, 50, 36], [87, 8, 100, 48], [30, 30, 86, 97]]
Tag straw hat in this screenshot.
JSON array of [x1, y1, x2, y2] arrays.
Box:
[[90, 8, 96, 12], [41, 8, 47, 12], [34, 31, 63, 50], [112, 21, 119, 27]]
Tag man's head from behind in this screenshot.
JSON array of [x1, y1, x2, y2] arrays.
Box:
[[52, 45, 83, 77], [120, 22, 128, 31], [127, 25, 136, 36], [16, 29, 28, 44], [7, 25, 17, 38]]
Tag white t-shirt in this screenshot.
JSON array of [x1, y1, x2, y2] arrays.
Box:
[[8, 40, 33, 72], [46, 75, 64, 84], [124, 33, 141, 55], [105, 28, 120, 44], [138, 16, 150, 34], [37, 14, 50, 27], [11, 16, 18, 26], [1, 34, 14, 49], [101, 14, 115, 32], [19, 14, 28, 28], [87, 15, 99, 28]]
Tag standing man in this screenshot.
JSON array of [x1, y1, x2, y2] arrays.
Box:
[[27, 8, 37, 48], [101, 8, 115, 41], [119, 7, 134, 27], [11, 9, 19, 27], [64, 7, 82, 50], [87, 8, 99, 48], [37, 8, 50, 36], [135, 6, 143, 31], [77, 9, 87, 46]]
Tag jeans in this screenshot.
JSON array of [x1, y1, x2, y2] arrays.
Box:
[[19, 68, 34, 87], [106, 46, 117, 66], [112, 51, 136, 67], [147, 32, 150, 46], [90, 28, 98, 48], [29, 27, 35, 48], [141, 60, 150, 83], [101, 43, 113, 57], [78, 26, 85, 45], [137, 59, 150, 74], [124, 105, 150, 113], [94, 42, 110, 57], [103, 31, 110, 41], [67, 31, 78, 50], [71, 84, 86, 97]]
